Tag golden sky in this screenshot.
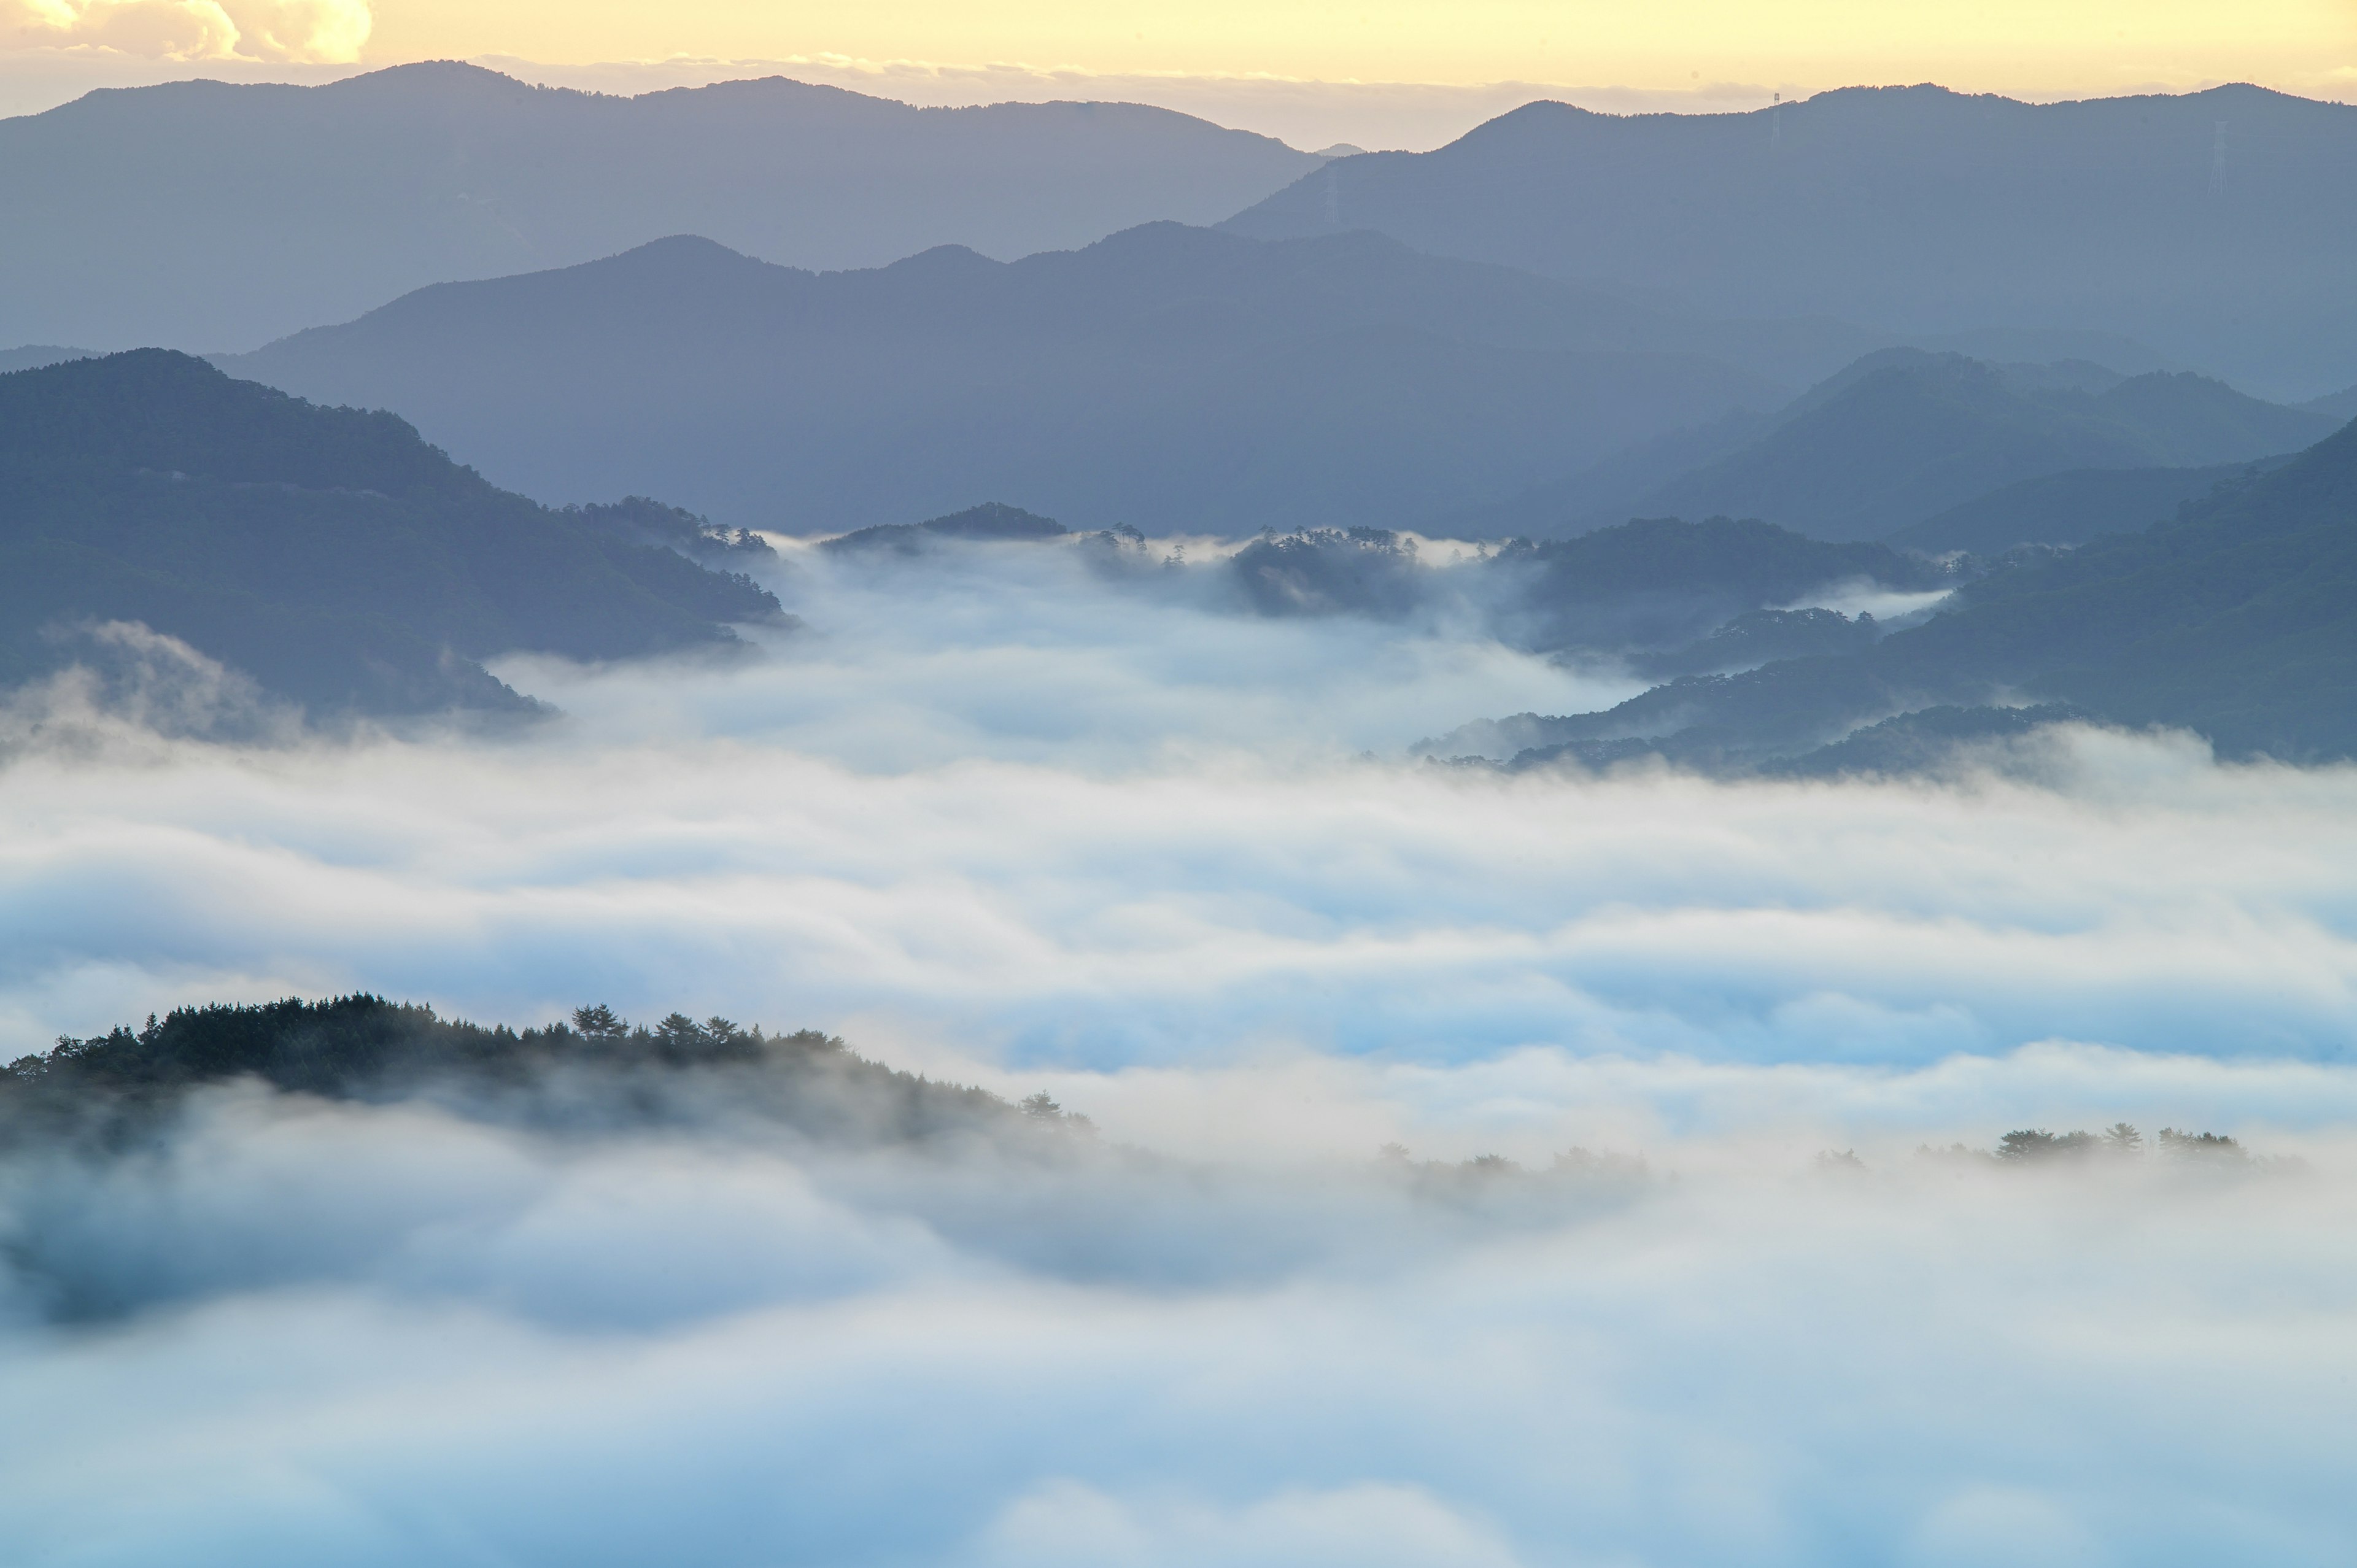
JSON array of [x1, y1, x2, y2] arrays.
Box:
[[366, 0, 2356, 99], [4, 0, 2354, 111]]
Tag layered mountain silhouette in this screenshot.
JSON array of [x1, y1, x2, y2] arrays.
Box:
[[1226, 83, 2357, 395], [223, 224, 1808, 535], [0, 61, 1322, 353], [1884, 460, 2293, 556], [1472, 411, 2357, 767], [0, 347, 93, 375], [1630, 352, 2334, 541], [1437, 350, 2331, 543], [0, 351, 783, 717]]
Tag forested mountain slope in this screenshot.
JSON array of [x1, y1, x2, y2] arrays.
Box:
[[0, 351, 781, 717]]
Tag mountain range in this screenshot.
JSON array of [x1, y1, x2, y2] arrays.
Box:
[[1463, 408, 2357, 768], [1628, 351, 2336, 541], [223, 220, 2326, 541], [0, 350, 782, 718], [0, 61, 1322, 353], [1226, 83, 2357, 397], [222, 224, 1806, 535]]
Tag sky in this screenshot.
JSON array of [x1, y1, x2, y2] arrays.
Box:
[[4, 0, 2354, 146]]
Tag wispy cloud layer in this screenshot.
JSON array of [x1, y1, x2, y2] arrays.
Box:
[[4, 1087, 2352, 1566], [1, 0, 368, 62], [5, 540, 2356, 1122], [6, 539, 2357, 1562]]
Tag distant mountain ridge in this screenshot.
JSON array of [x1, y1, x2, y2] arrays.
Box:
[[1226, 83, 2357, 395], [1430, 349, 2331, 543], [0, 351, 783, 717], [1633, 351, 2335, 541], [0, 61, 1323, 352], [1884, 459, 2295, 556], [1472, 410, 2357, 768], [222, 224, 1803, 535]]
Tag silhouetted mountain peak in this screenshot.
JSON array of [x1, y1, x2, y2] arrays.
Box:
[[315, 59, 554, 106], [821, 502, 1068, 555], [0, 350, 783, 716], [1223, 85, 2357, 392], [1, 348, 466, 501], [879, 243, 1004, 280]]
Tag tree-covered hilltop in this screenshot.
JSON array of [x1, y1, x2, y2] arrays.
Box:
[[1, 995, 1079, 1148], [0, 351, 788, 718]]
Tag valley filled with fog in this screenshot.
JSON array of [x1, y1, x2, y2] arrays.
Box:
[[6, 530, 2357, 1564], [8, 50, 2357, 1566]]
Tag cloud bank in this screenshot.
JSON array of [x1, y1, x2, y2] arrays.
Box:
[[7, 538, 2357, 1101], [2, 1085, 2351, 1566], [7, 534, 2357, 1562], [1, 0, 366, 63]]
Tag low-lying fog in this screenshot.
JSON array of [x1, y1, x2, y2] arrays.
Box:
[[5, 534, 2356, 1565]]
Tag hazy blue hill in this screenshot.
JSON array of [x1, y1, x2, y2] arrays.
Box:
[[1225, 83, 2357, 394], [1631, 352, 2332, 541], [1488, 413, 2357, 766], [0, 351, 782, 716], [2096, 371, 2340, 463], [2306, 384, 2357, 423], [822, 503, 1070, 554], [0, 346, 94, 374], [224, 225, 1798, 535], [1482, 515, 1944, 662], [1884, 460, 2288, 555], [0, 61, 1322, 353]]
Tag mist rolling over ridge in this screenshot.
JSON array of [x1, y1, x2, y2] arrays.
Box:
[[9, 22, 2357, 1564], [8, 530, 2357, 1561]]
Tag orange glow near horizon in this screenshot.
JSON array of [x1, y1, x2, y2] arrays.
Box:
[[352, 0, 2357, 101]]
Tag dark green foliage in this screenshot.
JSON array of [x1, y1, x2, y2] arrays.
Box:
[[0, 350, 786, 717], [1917, 1124, 2258, 1167], [1995, 1129, 2099, 1161], [2157, 1129, 2248, 1162], [1, 995, 1043, 1148]]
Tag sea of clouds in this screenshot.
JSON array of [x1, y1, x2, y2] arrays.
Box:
[[4, 533, 2356, 1564]]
